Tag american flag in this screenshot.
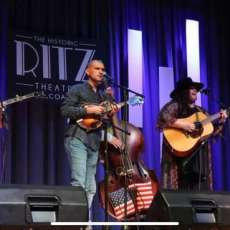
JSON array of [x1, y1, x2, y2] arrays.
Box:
[[109, 181, 155, 220], [128, 181, 155, 211], [109, 187, 136, 220]]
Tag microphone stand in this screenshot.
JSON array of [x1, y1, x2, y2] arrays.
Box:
[[102, 116, 109, 228], [103, 73, 144, 225], [102, 117, 131, 230], [181, 138, 209, 191], [100, 78, 131, 230], [103, 73, 144, 98]]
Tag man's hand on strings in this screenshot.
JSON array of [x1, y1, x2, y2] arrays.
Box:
[[105, 86, 114, 98], [109, 136, 123, 150], [108, 103, 120, 117], [85, 105, 105, 115], [104, 86, 120, 116]]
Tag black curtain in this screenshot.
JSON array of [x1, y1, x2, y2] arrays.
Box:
[[6, 0, 111, 185]]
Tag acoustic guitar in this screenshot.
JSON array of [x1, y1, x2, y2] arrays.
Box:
[[163, 109, 229, 157], [76, 95, 144, 132]]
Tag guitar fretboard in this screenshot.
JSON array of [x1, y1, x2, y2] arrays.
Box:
[[201, 113, 220, 125], [201, 108, 230, 125], [1, 93, 37, 107]]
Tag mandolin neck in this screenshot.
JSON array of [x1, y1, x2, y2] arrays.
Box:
[[103, 101, 127, 112], [116, 101, 127, 109]]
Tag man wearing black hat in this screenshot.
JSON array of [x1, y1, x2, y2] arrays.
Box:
[[157, 77, 227, 191]]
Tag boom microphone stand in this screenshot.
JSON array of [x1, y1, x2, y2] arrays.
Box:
[[101, 81, 131, 230]]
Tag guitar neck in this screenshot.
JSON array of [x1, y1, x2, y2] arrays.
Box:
[[116, 101, 127, 109], [102, 96, 143, 112], [202, 113, 221, 125], [2, 93, 36, 107], [102, 101, 127, 113]]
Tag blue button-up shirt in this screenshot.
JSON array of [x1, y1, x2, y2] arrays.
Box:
[[61, 81, 110, 151]]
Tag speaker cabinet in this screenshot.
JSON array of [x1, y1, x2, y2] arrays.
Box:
[[0, 184, 88, 225], [145, 190, 230, 226]]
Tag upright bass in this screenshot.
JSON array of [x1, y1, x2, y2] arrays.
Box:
[[98, 119, 158, 220]]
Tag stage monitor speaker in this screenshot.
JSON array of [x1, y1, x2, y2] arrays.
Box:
[[0, 184, 88, 225], [145, 190, 230, 226]]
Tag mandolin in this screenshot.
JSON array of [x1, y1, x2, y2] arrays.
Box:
[[163, 109, 229, 157], [76, 95, 144, 132]]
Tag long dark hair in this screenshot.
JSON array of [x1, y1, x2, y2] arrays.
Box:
[[173, 89, 193, 117]]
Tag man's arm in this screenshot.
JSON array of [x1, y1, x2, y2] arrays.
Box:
[[108, 114, 123, 149], [61, 86, 87, 120], [61, 85, 106, 121]]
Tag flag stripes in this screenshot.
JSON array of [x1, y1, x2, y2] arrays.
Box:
[[109, 180, 156, 220]]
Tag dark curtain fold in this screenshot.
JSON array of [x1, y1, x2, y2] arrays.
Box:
[[205, 1, 230, 190], [5, 0, 111, 186], [0, 1, 230, 224], [0, 0, 8, 183]]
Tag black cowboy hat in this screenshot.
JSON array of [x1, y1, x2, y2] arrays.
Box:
[[170, 77, 204, 99]]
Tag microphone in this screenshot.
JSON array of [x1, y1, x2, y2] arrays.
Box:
[[200, 88, 210, 95], [103, 72, 113, 80]]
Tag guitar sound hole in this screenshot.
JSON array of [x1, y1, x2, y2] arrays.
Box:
[[190, 126, 203, 138], [194, 121, 202, 129]]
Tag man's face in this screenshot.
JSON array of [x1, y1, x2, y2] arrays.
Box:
[[188, 87, 198, 103], [85, 60, 105, 84]]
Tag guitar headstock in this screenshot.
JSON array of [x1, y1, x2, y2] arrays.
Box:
[[127, 96, 144, 106], [227, 107, 230, 117]]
